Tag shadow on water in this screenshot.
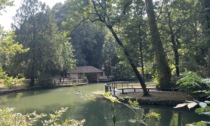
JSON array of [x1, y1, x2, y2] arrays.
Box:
[[1, 84, 210, 126]]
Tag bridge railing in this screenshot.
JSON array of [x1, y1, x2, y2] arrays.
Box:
[[104, 81, 157, 95]]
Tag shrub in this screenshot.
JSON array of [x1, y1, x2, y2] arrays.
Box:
[[0, 107, 85, 126], [111, 64, 136, 81], [176, 71, 210, 100], [36, 75, 54, 89], [177, 71, 204, 92]]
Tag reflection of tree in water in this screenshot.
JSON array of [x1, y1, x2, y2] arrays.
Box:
[[143, 106, 210, 126], [5, 92, 210, 126], [65, 98, 160, 126]]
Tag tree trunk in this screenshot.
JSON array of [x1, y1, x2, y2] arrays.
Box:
[[140, 38, 145, 80], [107, 25, 149, 96], [167, 9, 180, 77], [202, 0, 210, 76], [138, 22, 145, 80], [145, 0, 171, 90], [30, 15, 36, 87]]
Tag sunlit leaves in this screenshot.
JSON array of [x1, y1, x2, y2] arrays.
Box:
[[195, 106, 210, 116], [0, 0, 13, 13], [145, 112, 160, 121], [0, 107, 85, 126]]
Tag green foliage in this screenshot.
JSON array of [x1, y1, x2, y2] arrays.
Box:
[[112, 64, 135, 81], [0, 107, 85, 126], [36, 75, 54, 89], [176, 71, 204, 92], [175, 73, 210, 125], [128, 99, 140, 110], [0, 30, 27, 89], [103, 92, 119, 103], [102, 92, 160, 125], [0, 66, 25, 89], [0, 0, 13, 13], [12, 0, 75, 86], [195, 106, 210, 115]]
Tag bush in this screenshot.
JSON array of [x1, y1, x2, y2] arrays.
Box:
[[176, 71, 210, 100], [111, 64, 136, 81], [36, 75, 54, 89], [0, 107, 85, 126]]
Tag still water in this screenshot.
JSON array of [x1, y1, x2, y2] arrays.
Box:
[[0, 84, 209, 126]]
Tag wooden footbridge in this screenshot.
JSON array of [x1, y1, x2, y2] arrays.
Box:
[[105, 81, 157, 96]]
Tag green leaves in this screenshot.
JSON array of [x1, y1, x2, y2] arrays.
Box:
[[195, 106, 210, 116], [0, 107, 85, 126], [145, 112, 160, 121]]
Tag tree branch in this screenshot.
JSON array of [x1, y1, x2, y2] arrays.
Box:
[[92, 0, 105, 22], [69, 18, 88, 34]]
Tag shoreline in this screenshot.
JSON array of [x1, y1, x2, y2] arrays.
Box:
[[0, 83, 88, 96]]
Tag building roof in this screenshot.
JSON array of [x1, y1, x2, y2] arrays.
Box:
[[69, 66, 103, 74]]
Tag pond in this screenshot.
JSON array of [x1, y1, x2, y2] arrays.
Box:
[[0, 84, 209, 126]]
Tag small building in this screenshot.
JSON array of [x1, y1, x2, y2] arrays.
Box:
[[68, 66, 104, 82]]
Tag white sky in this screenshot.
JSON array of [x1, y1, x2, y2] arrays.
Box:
[[0, 0, 65, 31]]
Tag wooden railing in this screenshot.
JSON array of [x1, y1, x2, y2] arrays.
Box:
[[105, 81, 156, 95]]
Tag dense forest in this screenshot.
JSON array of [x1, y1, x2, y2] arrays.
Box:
[[1, 0, 210, 93]]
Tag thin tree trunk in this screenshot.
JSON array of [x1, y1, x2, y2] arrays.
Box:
[[140, 39, 145, 80], [138, 23, 145, 80], [107, 25, 149, 96], [145, 0, 171, 90], [30, 15, 36, 87], [167, 9, 180, 77], [91, 0, 149, 95], [202, 0, 210, 76]]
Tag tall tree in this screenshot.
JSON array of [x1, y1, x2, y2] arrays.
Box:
[[12, 0, 75, 86], [201, 0, 210, 76], [145, 0, 171, 89], [85, 0, 149, 95], [52, 2, 105, 68], [13, 0, 47, 86]]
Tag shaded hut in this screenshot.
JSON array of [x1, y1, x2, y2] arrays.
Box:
[[68, 66, 104, 82]]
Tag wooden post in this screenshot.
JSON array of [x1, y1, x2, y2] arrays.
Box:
[[113, 87, 115, 96], [105, 84, 108, 92]]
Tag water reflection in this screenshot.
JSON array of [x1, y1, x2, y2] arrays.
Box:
[[0, 84, 209, 126]]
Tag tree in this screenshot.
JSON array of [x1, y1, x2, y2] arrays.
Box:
[[0, 0, 13, 14], [12, 0, 48, 86], [145, 0, 171, 90], [0, 1, 28, 88], [52, 2, 105, 68], [201, 0, 210, 76], [12, 0, 75, 87], [87, 0, 149, 95]]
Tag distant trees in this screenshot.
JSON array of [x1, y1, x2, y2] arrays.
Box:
[[52, 2, 105, 68], [3, 0, 210, 91], [12, 0, 75, 87]]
